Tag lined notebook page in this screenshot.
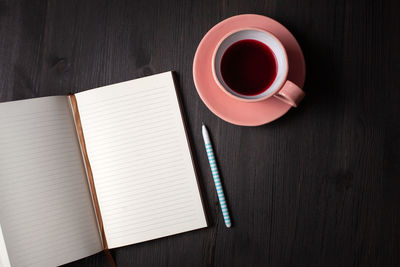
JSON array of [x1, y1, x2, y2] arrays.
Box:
[[0, 96, 102, 267], [75, 72, 207, 248]]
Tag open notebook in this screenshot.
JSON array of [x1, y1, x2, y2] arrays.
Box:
[[0, 72, 207, 267]]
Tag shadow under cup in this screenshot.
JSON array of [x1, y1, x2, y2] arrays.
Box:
[[213, 29, 289, 102]]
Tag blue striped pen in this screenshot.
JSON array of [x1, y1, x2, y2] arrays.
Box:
[[202, 123, 232, 228]]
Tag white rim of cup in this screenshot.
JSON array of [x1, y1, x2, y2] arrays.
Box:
[[211, 28, 289, 102]]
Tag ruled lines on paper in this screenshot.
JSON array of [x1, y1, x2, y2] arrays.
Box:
[[0, 96, 102, 267], [75, 72, 207, 248]]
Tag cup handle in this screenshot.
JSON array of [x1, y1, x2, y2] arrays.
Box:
[[273, 80, 305, 107]]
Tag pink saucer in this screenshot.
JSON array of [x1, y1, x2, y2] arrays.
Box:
[[193, 14, 306, 126]]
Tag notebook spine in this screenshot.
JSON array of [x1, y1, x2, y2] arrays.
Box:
[[68, 95, 116, 267]]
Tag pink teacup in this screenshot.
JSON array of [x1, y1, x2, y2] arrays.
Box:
[[212, 28, 305, 107]]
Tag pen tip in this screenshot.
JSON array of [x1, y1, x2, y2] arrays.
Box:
[[202, 122, 205, 126]]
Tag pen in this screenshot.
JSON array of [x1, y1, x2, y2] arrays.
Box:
[[202, 123, 231, 228]]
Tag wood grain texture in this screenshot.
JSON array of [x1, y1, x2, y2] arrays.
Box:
[[0, 0, 399, 266]]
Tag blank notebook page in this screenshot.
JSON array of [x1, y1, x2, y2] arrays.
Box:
[[75, 72, 207, 248], [0, 96, 102, 267]]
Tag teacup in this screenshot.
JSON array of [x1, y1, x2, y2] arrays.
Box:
[[212, 28, 305, 107]]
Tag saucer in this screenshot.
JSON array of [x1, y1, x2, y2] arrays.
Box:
[[193, 14, 306, 126]]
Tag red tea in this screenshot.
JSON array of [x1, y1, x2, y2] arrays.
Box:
[[220, 39, 277, 96]]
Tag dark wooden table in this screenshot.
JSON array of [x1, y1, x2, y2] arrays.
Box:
[[1, 0, 399, 266]]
